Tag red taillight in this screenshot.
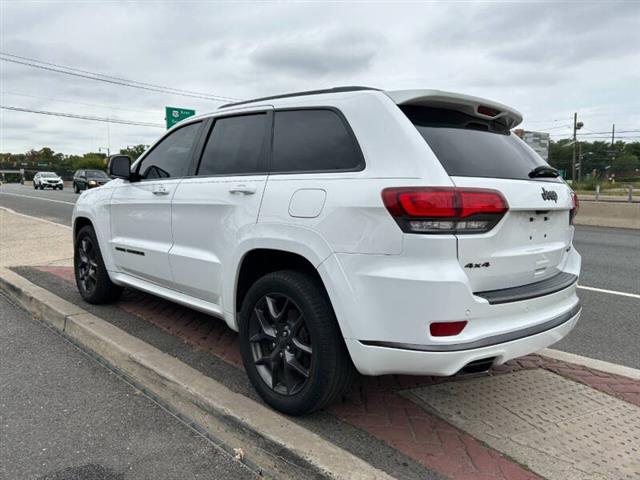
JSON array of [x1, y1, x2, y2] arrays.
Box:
[[381, 187, 508, 234], [430, 321, 467, 336], [570, 191, 579, 225]]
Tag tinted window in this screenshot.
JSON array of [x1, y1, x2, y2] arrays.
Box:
[[138, 122, 201, 179], [272, 110, 362, 173], [402, 106, 561, 182], [198, 114, 267, 176]]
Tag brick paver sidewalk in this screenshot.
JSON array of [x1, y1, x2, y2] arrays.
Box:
[[32, 264, 640, 480]]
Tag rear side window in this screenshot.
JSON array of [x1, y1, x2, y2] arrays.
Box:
[[197, 114, 267, 176], [401, 106, 561, 182], [137, 122, 201, 179], [272, 109, 363, 173]]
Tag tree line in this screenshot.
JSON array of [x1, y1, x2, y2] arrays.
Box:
[[0, 144, 148, 172], [548, 140, 639, 179]]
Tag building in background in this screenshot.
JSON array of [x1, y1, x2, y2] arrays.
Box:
[[514, 129, 550, 162]]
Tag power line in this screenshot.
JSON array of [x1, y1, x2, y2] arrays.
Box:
[[1, 105, 164, 128], [577, 130, 640, 135], [0, 52, 240, 103], [2, 91, 159, 116], [526, 124, 572, 131], [0, 52, 228, 98]]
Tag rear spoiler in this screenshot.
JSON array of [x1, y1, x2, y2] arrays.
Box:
[[385, 89, 523, 129]]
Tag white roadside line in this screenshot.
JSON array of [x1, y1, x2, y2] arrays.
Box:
[[0, 206, 72, 229], [577, 284, 640, 300], [542, 348, 640, 380], [0, 191, 76, 205]]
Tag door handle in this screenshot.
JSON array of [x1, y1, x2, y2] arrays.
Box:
[[152, 186, 170, 196], [228, 184, 257, 195]]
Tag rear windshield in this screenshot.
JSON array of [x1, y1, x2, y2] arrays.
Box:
[[401, 106, 561, 182]]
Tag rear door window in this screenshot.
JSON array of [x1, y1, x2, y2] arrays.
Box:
[[197, 114, 268, 176], [272, 109, 363, 173], [401, 106, 561, 182]]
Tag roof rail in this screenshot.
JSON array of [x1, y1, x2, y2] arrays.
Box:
[[218, 86, 380, 109]]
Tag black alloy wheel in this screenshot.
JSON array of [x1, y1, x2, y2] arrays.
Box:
[[239, 270, 354, 415], [76, 235, 99, 296], [74, 225, 123, 304], [249, 293, 313, 396]]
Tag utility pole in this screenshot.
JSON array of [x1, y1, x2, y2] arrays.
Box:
[[611, 123, 615, 145], [610, 123, 616, 166], [572, 113, 577, 182], [572, 113, 583, 182]]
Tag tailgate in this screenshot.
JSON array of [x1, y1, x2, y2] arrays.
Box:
[[453, 176, 574, 292]]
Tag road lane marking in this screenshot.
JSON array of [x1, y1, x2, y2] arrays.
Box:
[[0, 191, 76, 205], [577, 285, 640, 300]]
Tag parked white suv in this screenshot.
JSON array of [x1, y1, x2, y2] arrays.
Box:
[[72, 87, 581, 415], [33, 171, 64, 190]]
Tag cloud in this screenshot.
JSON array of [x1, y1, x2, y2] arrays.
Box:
[[250, 28, 385, 77], [1, 1, 639, 154]]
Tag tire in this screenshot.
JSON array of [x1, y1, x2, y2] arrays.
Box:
[[74, 225, 123, 304], [33, 184, 37, 189], [59, 186, 64, 190], [239, 270, 354, 415], [74, 183, 80, 194]]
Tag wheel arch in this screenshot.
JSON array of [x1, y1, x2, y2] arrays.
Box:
[[73, 216, 93, 243], [229, 245, 354, 339], [235, 249, 326, 315]]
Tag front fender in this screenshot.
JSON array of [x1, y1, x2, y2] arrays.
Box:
[[72, 185, 117, 274]]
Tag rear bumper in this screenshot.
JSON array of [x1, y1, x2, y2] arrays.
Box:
[[318, 237, 582, 376], [361, 303, 580, 352], [347, 306, 581, 376]]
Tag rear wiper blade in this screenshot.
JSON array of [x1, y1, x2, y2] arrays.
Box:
[[529, 166, 559, 178]]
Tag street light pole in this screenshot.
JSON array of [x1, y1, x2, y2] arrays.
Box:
[[578, 141, 582, 181]]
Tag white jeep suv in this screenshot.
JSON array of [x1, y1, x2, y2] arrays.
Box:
[[72, 87, 581, 415]]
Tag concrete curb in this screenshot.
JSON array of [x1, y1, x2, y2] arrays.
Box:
[[542, 348, 640, 381], [0, 267, 394, 480]]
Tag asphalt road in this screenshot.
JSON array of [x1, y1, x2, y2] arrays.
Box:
[[0, 182, 76, 225], [1, 182, 638, 368], [0, 292, 256, 480]]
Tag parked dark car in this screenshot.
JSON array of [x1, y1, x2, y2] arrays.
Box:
[[73, 169, 110, 193]]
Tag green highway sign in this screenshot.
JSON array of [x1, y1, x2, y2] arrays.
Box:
[[165, 106, 196, 129]]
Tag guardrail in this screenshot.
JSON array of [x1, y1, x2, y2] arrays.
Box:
[[594, 184, 635, 203]]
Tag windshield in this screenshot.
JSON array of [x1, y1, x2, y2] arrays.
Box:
[[41, 173, 58, 178], [401, 106, 562, 183], [86, 170, 108, 178]]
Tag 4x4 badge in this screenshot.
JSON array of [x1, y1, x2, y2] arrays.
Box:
[[541, 187, 558, 202], [465, 262, 490, 269]]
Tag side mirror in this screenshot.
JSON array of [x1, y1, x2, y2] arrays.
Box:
[[108, 155, 133, 180]]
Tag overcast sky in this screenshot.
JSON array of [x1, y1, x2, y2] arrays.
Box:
[[1, 0, 639, 155]]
